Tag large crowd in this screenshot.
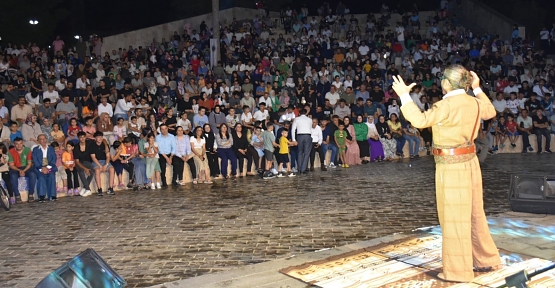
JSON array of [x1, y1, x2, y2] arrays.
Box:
[[0, 0, 554, 205]]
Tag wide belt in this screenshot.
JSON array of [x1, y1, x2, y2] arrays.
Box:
[[432, 145, 476, 156]]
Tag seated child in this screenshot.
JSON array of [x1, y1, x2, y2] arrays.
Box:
[[65, 118, 81, 145], [51, 123, 65, 146], [51, 142, 67, 195], [113, 117, 127, 141], [82, 117, 97, 140]]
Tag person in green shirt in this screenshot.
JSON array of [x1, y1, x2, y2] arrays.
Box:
[[8, 138, 37, 202], [334, 122, 348, 168], [422, 73, 434, 90], [277, 58, 289, 76], [354, 115, 370, 163]]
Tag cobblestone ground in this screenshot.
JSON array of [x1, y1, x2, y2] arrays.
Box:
[[1, 154, 553, 287]]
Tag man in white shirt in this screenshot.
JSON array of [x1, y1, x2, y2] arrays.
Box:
[[492, 92, 510, 115], [309, 117, 326, 171], [533, 79, 549, 100], [395, 23, 407, 53], [76, 74, 89, 90], [280, 106, 296, 123], [253, 103, 269, 121], [517, 109, 534, 152], [201, 82, 213, 96], [114, 94, 135, 120], [43, 83, 60, 105], [291, 108, 313, 174], [503, 80, 519, 97], [157, 72, 168, 87], [55, 77, 67, 91], [325, 86, 340, 107], [358, 42, 370, 56], [97, 96, 114, 118]]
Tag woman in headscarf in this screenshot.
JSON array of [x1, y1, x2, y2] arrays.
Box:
[[343, 116, 361, 165], [21, 114, 42, 148], [365, 115, 385, 162], [375, 115, 397, 161], [354, 115, 370, 163]]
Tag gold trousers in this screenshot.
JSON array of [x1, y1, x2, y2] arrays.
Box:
[[435, 156, 501, 282]]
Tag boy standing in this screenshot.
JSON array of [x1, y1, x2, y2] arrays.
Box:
[[261, 124, 278, 179], [277, 128, 296, 177]]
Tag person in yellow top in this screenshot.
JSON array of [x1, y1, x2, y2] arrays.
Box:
[[392, 65, 501, 283], [277, 129, 295, 177], [363, 60, 372, 74]]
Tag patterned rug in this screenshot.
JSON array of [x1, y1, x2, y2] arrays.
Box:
[[280, 231, 554, 288]]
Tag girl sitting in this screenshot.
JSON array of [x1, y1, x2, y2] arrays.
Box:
[[113, 117, 127, 141], [65, 118, 81, 145]]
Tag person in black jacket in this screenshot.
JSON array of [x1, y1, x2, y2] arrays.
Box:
[[203, 123, 221, 178]]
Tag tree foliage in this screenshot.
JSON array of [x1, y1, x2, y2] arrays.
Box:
[[0, 0, 69, 46]]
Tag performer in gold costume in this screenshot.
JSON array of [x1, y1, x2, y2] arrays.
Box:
[[392, 65, 501, 282]]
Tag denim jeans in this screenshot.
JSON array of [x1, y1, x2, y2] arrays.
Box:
[[394, 136, 406, 155], [403, 135, 421, 156], [77, 161, 94, 190], [217, 148, 238, 176], [9, 166, 37, 197], [373, 101, 387, 116], [114, 113, 129, 121], [321, 143, 338, 165]]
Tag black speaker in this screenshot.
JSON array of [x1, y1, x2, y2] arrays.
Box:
[[36, 248, 127, 288], [509, 174, 555, 214]]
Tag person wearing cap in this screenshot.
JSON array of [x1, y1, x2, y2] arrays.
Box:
[[392, 66, 500, 282]]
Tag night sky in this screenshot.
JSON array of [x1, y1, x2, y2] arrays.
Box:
[[2, 0, 552, 47]]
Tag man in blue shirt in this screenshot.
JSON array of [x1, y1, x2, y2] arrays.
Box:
[[193, 107, 209, 128], [156, 124, 176, 187], [355, 84, 370, 102]]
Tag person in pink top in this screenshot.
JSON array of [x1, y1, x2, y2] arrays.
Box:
[[82, 117, 96, 140], [113, 117, 127, 141], [52, 36, 65, 53]]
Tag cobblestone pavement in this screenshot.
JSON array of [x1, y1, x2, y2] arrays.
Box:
[[1, 154, 553, 287]]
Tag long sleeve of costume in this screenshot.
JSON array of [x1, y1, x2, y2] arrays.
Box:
[[474, 89, 496, 121]]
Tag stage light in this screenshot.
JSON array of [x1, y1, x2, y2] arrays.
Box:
[[29, 20, 39, 25], [74, 35, 80, 40]]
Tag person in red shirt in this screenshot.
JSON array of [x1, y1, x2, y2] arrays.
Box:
[[190, 55, 200, 76], [505, 114, 519, 148]]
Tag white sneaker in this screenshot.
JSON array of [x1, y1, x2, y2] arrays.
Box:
[[151, 183, 156, 190], [291, 167, 298, 173], [329, 163, 336, 168], [271, 168, 278, 175], [83, 190, 92, 197], [156, 182, 162, 189], [79, 188, 86, 196]]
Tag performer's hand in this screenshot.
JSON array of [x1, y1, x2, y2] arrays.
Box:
[[470, 71, 480, 90], [392, 76, 416, 96]]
